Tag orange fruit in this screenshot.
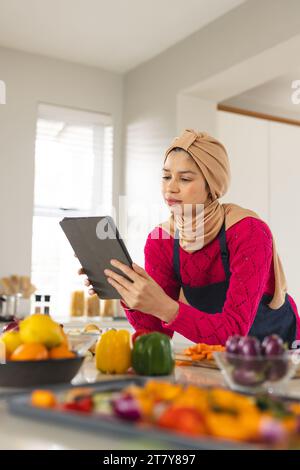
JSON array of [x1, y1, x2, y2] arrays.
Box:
[[31, 390, 56, 408], [49, 345, 75, 359], [10, 343, 49, 361]]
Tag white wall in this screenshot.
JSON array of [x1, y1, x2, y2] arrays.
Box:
[[177, 95, 217, 136], [0, 47, 123, 280], [217, 111, 300, 308], [123, 0, 300, 262], [217, 111, 270, 222], [269, 121, 300, 307], [1, 0, 300, 320]]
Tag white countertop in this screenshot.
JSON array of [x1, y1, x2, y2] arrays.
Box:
[[0, 316, 194, 450], [2, 357, 300, 450], [0, 361, 224, 450], [2, 317, 300, 450], [61, 316, 194, 347]]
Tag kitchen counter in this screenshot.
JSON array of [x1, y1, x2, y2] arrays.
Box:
[[61, 316, 194, 348], [1, 317, 300, 449], [1, 356, 300, 450], [0, 357, 219, 450], [0, 316, 193, 450]]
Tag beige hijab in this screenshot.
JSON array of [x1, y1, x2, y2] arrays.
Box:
[[159, 129, 287, 310]]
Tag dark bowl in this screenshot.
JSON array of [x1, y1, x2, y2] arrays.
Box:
[[0, 355, 85, 388]]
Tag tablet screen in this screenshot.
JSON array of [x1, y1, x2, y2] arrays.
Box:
[[60, 216, 133, 299]]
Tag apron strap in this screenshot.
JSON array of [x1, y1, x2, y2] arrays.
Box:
[[218, 222, 231, 281], [173, 229, 182, 283], [173, 221, 231, 283]]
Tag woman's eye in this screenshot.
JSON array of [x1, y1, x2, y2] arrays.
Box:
[[162, 176, 191, 182]]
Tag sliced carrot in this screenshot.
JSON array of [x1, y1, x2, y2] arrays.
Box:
[[183, 343, 225, 362], [175, 360, 190, 367], [191, 354, 205, 361]]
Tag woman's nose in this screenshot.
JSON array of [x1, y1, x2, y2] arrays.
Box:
[[166, 178, 179, 192]]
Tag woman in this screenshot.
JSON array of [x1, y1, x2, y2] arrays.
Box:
[[82, 129, 300, 346]]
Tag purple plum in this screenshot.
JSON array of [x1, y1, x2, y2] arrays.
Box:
[[225, 335, 242, 355], [238, 336, 262, 357], [225, 336, 243, 365], [265, 358, 288, 381], [261, 335, 285, 357], [232, 366, 266, 387]]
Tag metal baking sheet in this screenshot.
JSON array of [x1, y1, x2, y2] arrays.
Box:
[[8, 377, 261, 450]]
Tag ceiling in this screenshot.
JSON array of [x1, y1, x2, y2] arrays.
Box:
[[221, 71, 300, 120], [0, 0, 245, 73]]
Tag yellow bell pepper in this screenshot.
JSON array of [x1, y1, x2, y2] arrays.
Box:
[[95, 329, 131, 374]]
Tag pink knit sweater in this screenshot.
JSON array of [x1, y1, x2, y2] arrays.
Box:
[[121, 217, 300, 345]]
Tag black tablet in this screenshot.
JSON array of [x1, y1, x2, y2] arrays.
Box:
[[59, 216, 133, 299]]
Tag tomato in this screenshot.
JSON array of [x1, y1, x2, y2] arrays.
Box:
[[63, 396, 93, 413], [158, 406, 205, 436]]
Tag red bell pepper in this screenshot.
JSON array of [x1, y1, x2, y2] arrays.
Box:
[[63, 396, 93, 413], [158, 407, 205, 436], [131, 329, 149, 344]]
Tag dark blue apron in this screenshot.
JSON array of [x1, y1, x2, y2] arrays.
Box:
[[173, 222, 296, 346]]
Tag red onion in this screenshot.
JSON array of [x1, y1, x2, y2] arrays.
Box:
[[111, 394, 141, 421]]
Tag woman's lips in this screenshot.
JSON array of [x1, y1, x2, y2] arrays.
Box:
[[166, 198, 182, 206]]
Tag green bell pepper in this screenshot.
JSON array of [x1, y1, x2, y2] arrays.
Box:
[[132, 332, 174, 376]]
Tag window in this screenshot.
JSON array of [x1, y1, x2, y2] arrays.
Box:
[[31, 104, 113, 317]]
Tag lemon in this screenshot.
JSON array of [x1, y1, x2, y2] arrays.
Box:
[[1, 331, 22, 356], [19, 314, 64, 348]]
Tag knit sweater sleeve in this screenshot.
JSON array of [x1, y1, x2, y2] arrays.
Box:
[[161, 217, 274, 345], [120, 229, 181, 336]]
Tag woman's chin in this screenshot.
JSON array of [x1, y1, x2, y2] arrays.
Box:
[[169, 204, 183, 214]]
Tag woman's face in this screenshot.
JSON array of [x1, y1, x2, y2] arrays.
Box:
[[162, 149, 210, 209]]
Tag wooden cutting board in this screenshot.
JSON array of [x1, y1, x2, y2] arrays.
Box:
[[293, 367, 300, 379], [175, 353, 218, 370]]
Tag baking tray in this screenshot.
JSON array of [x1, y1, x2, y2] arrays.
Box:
[[8, 377, 260, 450]]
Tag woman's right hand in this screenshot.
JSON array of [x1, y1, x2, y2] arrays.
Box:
[[78, 267, 96, 296]]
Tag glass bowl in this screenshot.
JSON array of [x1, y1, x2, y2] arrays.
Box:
[[67, 333, 99, 355], [214, 351, 298, 394]]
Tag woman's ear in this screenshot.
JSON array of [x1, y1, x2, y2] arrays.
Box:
[[205, 185, 213, 205]]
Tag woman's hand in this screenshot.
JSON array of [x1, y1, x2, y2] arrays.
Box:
[[105, 260, 179, 323], [78, 267, 95, 294], [78, 260, 179, 323]]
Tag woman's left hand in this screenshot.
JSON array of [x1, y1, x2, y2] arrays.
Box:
[[104, 259, 179, 323]]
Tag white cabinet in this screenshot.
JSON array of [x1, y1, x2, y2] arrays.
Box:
[[217, 111, 269, 222], [217, 111, 300, 308], [269, 121, 300, 307]]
